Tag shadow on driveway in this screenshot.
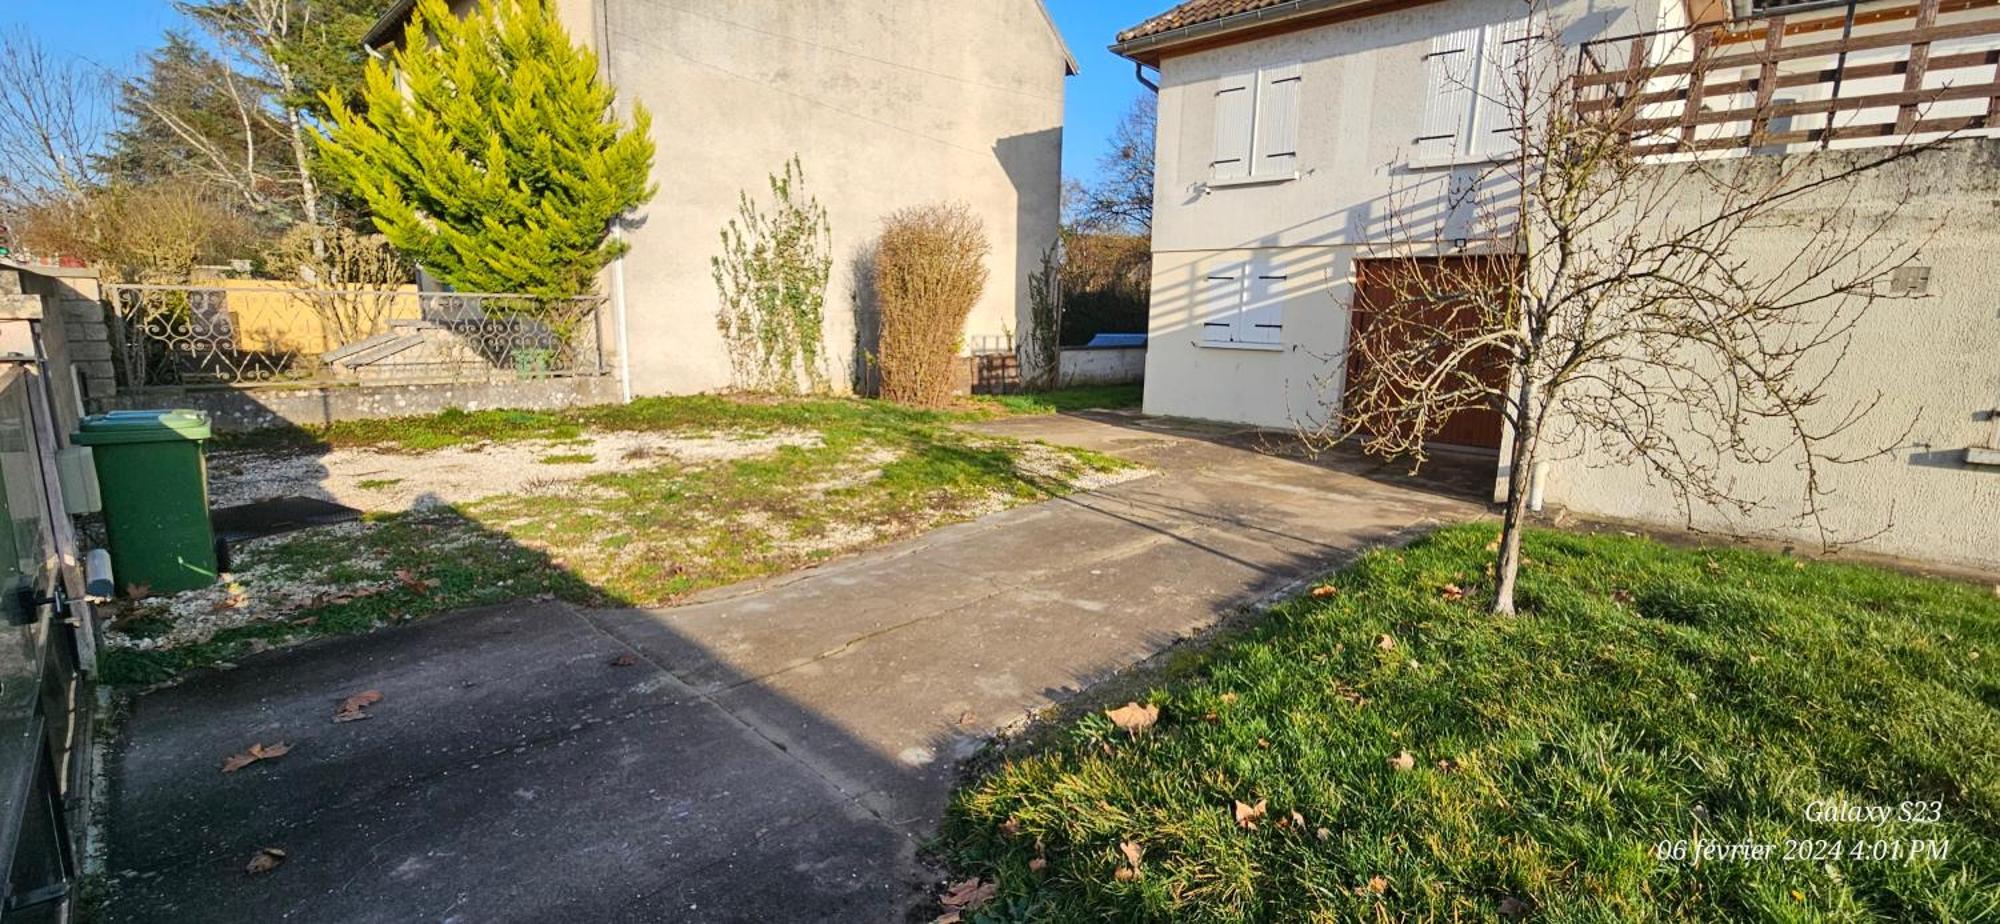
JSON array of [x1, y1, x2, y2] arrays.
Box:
[[101, 413, 1489, 922]]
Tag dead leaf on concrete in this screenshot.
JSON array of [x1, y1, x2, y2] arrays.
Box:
[[940, 877, 996, 911], [245, 847, 286, 875], [221, 742, 291, 773], [1105, 702, 1159, 736], [1387, 751, 1416, 772], [1234, 799, 1267, 830], [333, 689, 383, 723], [607, 653, 639, 668]]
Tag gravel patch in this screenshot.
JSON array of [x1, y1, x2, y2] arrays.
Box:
[[208, 430, 821, 511]]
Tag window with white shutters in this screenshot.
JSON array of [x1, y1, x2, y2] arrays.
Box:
[[1200, 261, 1286, 347], [1416, 19, 1535, 163], [1209, 63, 1303, 184]]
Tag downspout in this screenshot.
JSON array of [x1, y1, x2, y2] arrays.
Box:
[[1134, 61, 1160, 93], [597, 0, 633, 403]]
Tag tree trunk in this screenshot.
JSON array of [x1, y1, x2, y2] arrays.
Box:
[[274, 61, 325, 257], [1492, 394, 1537, 615]]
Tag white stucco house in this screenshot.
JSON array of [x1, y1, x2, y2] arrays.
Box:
[[364, 0, 1076, 398], [1113, 0, 2000, 573]]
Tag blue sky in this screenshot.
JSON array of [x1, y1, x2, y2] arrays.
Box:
[[0, 0, 1157, 186]]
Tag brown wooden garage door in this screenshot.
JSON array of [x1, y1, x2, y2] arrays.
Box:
[[1345, 256, 1513, 452]]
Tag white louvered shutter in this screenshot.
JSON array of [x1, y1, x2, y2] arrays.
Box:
[[1211, 74, 1255, 181], [1475, 19, 1532, 159], [1202, 265, 1245, 343], [1243, 269, 1287, 345], [1254, 63, 1302, 177], [1416, 28, 1479, 161]]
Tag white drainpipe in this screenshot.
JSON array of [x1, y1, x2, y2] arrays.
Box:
[[612, 225, 631, 404]]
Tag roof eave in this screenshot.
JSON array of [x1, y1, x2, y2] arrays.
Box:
[[1110, 0, 1422, 66], [361, 0, 417, 49]]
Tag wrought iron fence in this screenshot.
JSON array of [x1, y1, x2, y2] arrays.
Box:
[[104, 284, 608, 390]]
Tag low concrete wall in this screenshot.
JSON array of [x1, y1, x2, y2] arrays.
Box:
[[1058, 347, 1145, 387], [94, 376, 623, 432]]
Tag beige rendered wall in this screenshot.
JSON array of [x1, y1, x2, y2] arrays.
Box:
[[590, 0, 1069, 396], [1141, 0, 1667, 428], [1541, 140, 2000, 573]]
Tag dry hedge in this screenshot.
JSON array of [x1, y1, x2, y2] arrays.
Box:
[[873, 202, 989, 407]]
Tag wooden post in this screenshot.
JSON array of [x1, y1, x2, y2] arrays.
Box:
[[1749, 17, 1786, 147], [1680, 29, 1714, 148], [1622, 36, 1651, 139], [1897, 0, 1939, 135]]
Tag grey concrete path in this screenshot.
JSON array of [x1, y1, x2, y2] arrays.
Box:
[[102, 412, 1488, 923]]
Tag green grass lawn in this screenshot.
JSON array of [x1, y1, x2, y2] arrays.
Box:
[[944, 524, 1999, 922], [102, 394, 1138, 684]]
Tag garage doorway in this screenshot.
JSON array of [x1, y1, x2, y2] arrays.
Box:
[[1344, 256, 1516, 453]]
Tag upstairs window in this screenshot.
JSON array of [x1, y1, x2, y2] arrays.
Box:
[[1416, 19, 1533, 164], [1210, 63, 1303, 183]]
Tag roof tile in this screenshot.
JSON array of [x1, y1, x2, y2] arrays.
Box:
[[1116, 0, 1295, 43]]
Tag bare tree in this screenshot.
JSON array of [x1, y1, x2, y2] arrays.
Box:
[[1072, 94, 1157, 234], [1306, 4, 1947, 614], [0, 29, 112, 213]]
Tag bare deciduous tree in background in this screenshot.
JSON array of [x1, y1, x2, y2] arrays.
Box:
[[1307, 6, 1943, 614], [0, 29, 111, 227], [262, 223, 410, 347]]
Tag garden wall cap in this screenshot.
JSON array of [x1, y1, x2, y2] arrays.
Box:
[[74, 409, 213, 445]]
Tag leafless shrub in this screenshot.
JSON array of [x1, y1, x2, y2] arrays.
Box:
[[873, 202, 989, 407], [262, 223, 411, 344]]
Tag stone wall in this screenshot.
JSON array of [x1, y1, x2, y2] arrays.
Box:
[[98, 376, 623, 432], [2, 262, 116, 441], [1058, 347, 1145, 387]]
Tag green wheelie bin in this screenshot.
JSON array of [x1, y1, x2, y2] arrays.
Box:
[[73, 409, 220, 595]]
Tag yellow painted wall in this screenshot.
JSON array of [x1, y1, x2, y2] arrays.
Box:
[[190, 278, 422, 354]]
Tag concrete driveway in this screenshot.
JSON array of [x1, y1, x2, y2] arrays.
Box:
[[100, 411, 1488, 923]]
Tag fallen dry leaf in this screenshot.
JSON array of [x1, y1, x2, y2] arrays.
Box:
[[245, 847, 286, 875], [1315, 826, 1333, 842], [999, 817, 1022, 837], [394, 569, 441, 594], [333, 689, 384, 723], [1028, 857, 1048, 872], [1234, 799, 1267, 830], [125, 582, 152, 601], [1114, 866, 1138, 882], [1374, 633, 1397, 651], [1440, 583, 1467, 601], [1387, 751, 1416, 772], [1219, 691, 1239, 705], [932, 913, 961, 924], [1498, 896, 1531, 917], [1435, 757, 1461, 773], [1367, 875, 1390, 895], [607, 653, 639, 668], [221, 742, 292, 773], [1105, 702, 1159, 736], [940, 878, 996, 911], [1310, 584, 1340, 598]]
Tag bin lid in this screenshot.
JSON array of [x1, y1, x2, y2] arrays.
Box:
[[74, 409, 212, 445]]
